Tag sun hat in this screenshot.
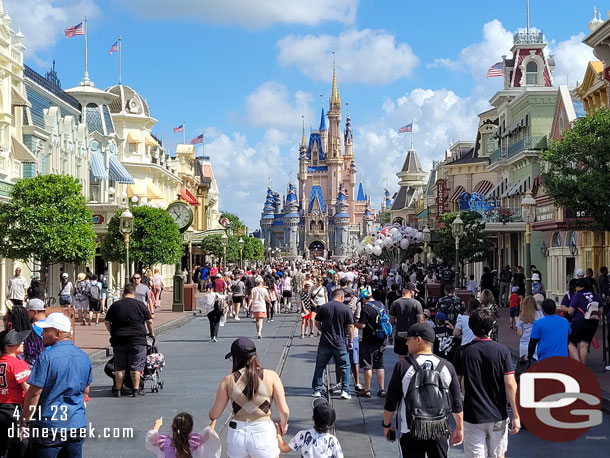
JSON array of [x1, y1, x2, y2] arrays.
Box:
[[532, 273, 541, 281], [77, 273, 86, 282]]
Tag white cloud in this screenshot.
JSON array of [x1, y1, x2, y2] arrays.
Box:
[[427, 58, 460, 70], [277, 29, 419, 84], [549, 33, 594, 87], [244, 82, 314, 130], [3, 0, 100, 62], [459, 19, 513, 80], [124, 0, 358, 28]]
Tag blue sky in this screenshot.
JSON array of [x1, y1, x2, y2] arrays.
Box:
[[8, 0, 596, 228]]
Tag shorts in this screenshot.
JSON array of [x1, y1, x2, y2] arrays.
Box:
[[393, 335, 408, 356], [301, 311, 312, 320], [89, 298, 102, 312], [253, 311, 267, 319], [226, 419, 280, 458], [349, 337, 359, 365], [360, 343, 385, 370], [282, 290, 292, 298], [569, 319, 599, 345], [463, 419, 509, 458], [113, 345, 147, 372], [75, 299, 89, 311], [233, 296, 244, 305], [59, 294, 72, 306], [509, 307, 520, 318]]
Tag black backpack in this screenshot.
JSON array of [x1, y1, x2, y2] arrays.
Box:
[[500, 269, 512, 282], [441, 268, 454, 282], [404, 355, 452, 440]]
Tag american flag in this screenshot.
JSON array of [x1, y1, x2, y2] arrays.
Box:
[[487, 62, 503, 78], [173, 124, 184, 133], [109, 40, 119, 55], [189, 134, 204, 144], [398, 123, 413, 134], [64, 22, 84, 38]]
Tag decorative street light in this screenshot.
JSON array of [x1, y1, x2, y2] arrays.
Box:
[[422, 225, 431, 268], [119, 209, 134, 286], [239, 237, 244, 268], [185, 227, 194, 283], [521, 191, 536, 296], [221, 232, 228, 271], [452, 215, 464, 289]]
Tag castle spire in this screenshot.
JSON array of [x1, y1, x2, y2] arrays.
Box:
[[301, 116, 306, 147], [331, 53, 341, 107]]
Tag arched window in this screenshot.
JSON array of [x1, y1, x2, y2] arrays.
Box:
[[526, 61, 538, 85], [319, 221, 324, 231], [310, 220, 315, 231], [552, 232, 562, 247]]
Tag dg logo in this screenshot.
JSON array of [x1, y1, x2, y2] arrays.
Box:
[[517, 356, 602, 441]]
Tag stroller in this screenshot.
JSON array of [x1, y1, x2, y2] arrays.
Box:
[[104, 336, 165, 393]]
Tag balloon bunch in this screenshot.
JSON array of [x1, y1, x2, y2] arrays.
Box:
[[357, 224, 424, 269]]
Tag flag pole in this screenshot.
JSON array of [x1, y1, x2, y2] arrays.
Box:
[[183, 120, 186, 145], [202, 129, 205, 157], [84, 16, 89, 84], [410, 120, 414, 150], [119, 35, 122, 85]]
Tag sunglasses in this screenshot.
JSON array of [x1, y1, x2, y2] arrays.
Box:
[[134, 277, 141, 280]]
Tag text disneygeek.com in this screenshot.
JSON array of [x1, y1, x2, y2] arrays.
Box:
[[8, 423, 134, 441]]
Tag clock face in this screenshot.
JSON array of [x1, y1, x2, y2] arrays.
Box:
[[167, 202, 193, 230]]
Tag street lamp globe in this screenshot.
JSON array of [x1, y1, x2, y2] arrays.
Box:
[[239, 238, 244, 250], [422, 225, 431, 243], [221, 233, 228, 247], [119, 209, 134, 235], [452, 215, 464, 239], [521, 192, 536, 224]]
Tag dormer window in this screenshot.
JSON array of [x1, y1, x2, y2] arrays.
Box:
[[526, 61, 538, 85]]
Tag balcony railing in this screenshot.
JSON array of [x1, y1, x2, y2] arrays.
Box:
[[514, 31, 544, 45], [489, 136, 547, 163], [482, 207, 523, 223]]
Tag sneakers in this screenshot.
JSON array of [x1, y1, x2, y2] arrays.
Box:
[[212, 336, 217, 342], [340, 391, 351, 400], [257, 334, 262, 339], [234, 317, 240, 321], [312, 391, 322, 398], [131, 389, 145, 397], [605, 365, 610, 372], [329, 383, 342, 394], [300, 334, 305, 339]]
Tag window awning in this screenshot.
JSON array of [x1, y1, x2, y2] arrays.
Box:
[[145, 132, 158, 146], [473, 180, 493, 195], [147, 182, 164, 200], [89, 152, 106, 180], [448, 185, 465, 203], [501, 178, 528, 199], [11, 88, 30, 107], [180, 189, 200, 206], [109, 155, 135, 184], [486, 179, 506, 199], [127, 130, 141, 144], [185, 189, 200, 206], [416, 208, 429, 219], [127, 179, 147, 197], [11, 135, 37, 162]]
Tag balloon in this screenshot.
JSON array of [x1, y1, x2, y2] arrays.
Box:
[[383, 237, 393, 247], [365, 244, 373, 254], [381, 227, 390, 236], [399, 238, 410, 249], [372, 245, 382, 256], [393, 231, 402, 241], [375, 239, 383, 247], [390, 227, 399, 234]]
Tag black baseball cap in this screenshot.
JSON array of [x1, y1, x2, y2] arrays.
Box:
[[397, 323, 435, 343], [225, 337, 257, 360], [0, 330, 30, 347], [403, 282, 419, 292], [312, 398, 336, 428]]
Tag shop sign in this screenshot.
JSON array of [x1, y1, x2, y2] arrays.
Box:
[[92, 214, 105, 225], [436, 179, 449, 222], [536, 204, 554, 223]]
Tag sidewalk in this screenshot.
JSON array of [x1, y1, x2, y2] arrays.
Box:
[[495, 307, 610, 410], [73, 288, 192, 359]]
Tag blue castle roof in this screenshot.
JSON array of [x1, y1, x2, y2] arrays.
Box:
[[308, 185, 326, 214], [319, 106, 326, 131], [356, 182, 367, 201], [308, 133, 324, 161]]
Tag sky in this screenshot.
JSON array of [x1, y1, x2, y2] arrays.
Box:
[[6, 0, 597, 229]]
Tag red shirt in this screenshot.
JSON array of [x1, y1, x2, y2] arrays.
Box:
[[509, 293, 521, 308], [0, 355, 31, 405], [213, 278, 226, 293]]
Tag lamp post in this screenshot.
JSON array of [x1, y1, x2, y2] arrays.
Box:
[[185, 227, 194, 283], [521, 191, 536, 296], [119, 209, 134, 287], [221, 233, 228, 272], [422, 225, 431, 268], [452, 214, 464, 289], [239, 237, 244, 268]]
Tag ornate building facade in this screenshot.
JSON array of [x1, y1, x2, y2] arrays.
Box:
[[260, 65, 374, 259]]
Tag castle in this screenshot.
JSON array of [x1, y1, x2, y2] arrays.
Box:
[[260, 64, 375, 260]]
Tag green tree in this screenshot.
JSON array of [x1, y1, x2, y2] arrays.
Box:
[[0, 174, 97, 292], [542, 108, 610, 230], [199, 234, 264, 262], [435, 211, 492, 267], [101, 206, 182, 271], [380, 211, 391, 225], [220, 211, 246, 234]]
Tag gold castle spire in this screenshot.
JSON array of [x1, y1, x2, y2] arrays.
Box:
[[301, 115, 306, 147], [331, 53, 341, 106]]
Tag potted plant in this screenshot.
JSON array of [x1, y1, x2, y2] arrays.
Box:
[[497, 206, 513, 224]]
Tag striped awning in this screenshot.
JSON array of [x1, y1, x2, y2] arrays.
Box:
[[89, 152, 106, 180], [147, 182, 164, 200], [501, 177, 529, 199], [473, 180, 493, 195], [109, 155, 135, 184], [487, 179, 507, 199], [180, 189, 200, 206], [185, 189, 200, 206], [127, 179, 147, 198], [448, 185, 465, 203]]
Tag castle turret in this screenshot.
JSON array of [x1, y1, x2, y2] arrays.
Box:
[[333, 183, 350, 258], [326, 58, 342, 162], [261, 186, 276, 247], [282, 182, 300, 257], [319, 105, 328, 157], [298, 118, 308, 208]]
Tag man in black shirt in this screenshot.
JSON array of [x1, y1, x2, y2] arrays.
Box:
[[432, 312, 456, 360], [454, 309, 520, 457], [311, 289, 354, 399], [480, 266, 495, 292], [437, 286, 465, 326], [356, 293, 386, 397], [105, 284, 154, 397], [389, 283, 424, 357], [512, 266, 525, 297]]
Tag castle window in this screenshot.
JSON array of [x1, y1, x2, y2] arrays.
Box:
[[526, 62, 538, 85]]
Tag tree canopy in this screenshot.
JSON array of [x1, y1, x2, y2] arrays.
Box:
[[434, 211, 492, 266], [0, 174, 96, 267], [101, 206, 183, 269], [199, 234, 264, 262], [220, 211, 246, 234], [542, 108, 610, 231]]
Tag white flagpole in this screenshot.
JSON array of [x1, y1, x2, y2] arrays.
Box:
[[526, 0, 530, 34], [119, 35, 122, 85], [202, 129, 205, 157], [410, 119, 414, 150], [183, 120, 186, 145], [84, 16, 89, 83]]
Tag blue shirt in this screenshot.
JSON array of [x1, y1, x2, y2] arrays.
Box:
[[28, 340, 92, 430], [530, 314, 571, 360]]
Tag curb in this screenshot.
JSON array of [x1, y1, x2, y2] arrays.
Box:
[[508, 348, 610, 414], [88, 312, 193, 366]]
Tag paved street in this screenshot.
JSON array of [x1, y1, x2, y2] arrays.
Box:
[[83, 312, 610, 457]]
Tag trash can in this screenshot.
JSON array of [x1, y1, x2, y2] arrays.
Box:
[[184, 284, 196, 311]]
